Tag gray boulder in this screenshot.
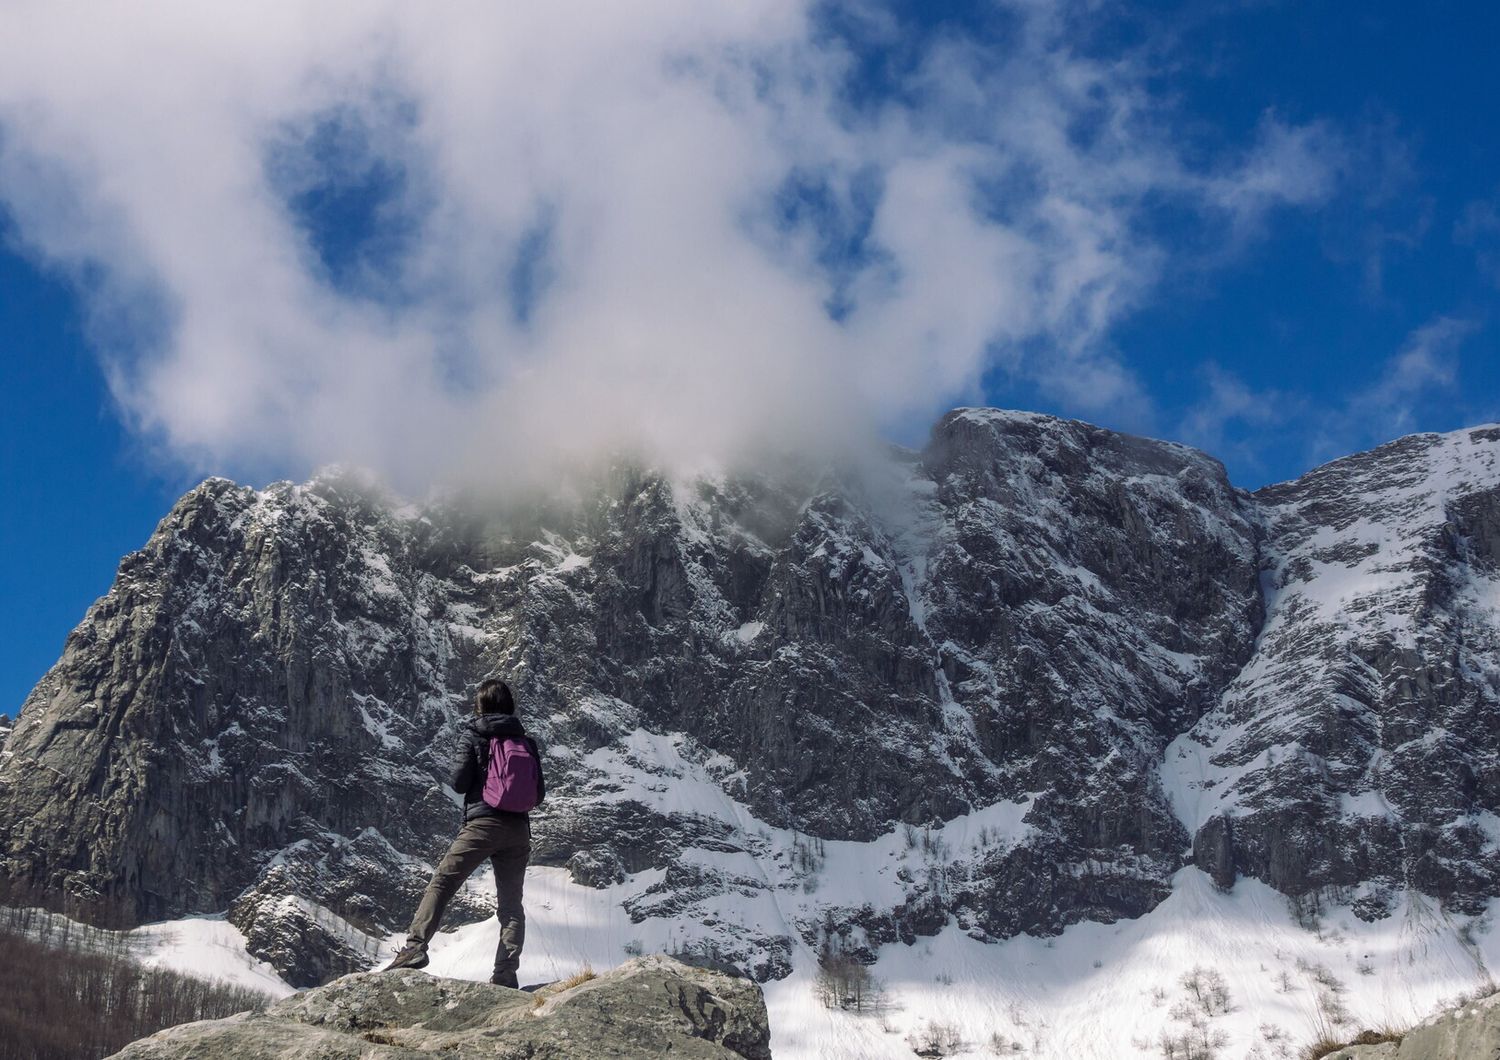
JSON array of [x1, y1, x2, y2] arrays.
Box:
[[106, 954, 771, 1059], [1318, 989, 1500, 1059]]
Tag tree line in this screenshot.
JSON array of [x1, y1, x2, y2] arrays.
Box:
[[0, 905, 271, 1060]]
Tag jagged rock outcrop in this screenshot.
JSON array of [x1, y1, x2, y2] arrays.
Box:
[[1318, 988, 1500, 1059], [917, 412, 1261, 938], [0, 472, 482, 979], [1167, 426, 1500, 916], [2, 409, 1496, 985], [106, 954, 770, 1059]]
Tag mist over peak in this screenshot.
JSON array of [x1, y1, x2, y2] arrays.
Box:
[[0, 2, 1340, 492]]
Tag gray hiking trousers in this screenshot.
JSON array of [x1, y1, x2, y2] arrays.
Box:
[[407, 815, 530, 975]]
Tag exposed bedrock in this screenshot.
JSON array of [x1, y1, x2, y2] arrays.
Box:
[[107, 955, 772, 1060]]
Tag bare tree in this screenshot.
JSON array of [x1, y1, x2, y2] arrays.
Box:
[[815, 951, 884, 1012], [909, 1020, 963, 1057], [0, 918, 271, 1060]]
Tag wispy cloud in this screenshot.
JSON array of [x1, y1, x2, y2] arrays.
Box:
[[1335, 315, 1478, 436], [0, 1, 1343, 489], [1178, 315, 1483, 482], [1456, 189, 1500, 288], [1312, 116, 1427, 300], [1176, 364, 1301, 474], [1310, 315, 1477, 470]]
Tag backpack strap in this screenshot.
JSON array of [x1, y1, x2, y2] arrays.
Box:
[[524, 736, 545, 804]]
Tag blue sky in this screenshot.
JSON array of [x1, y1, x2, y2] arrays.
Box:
[[2, 0, 1498, 716]]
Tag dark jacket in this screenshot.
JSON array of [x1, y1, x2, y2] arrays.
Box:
[[448, 713, 546, 823]]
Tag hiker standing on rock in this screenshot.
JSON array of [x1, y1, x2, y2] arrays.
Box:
[[385, 678, 545, 987]]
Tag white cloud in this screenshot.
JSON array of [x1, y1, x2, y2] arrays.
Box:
[[0, 0, 1341, 489], [1345, 316, 1477, 433], [1456, 191, 1500, 288], [1285, 315, 1479, 468], [1179, 316, 1480, 481], [1176, 364, 1298, 470]]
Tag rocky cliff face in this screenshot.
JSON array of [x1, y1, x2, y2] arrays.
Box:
[[1, 410, 1496, 987], [1168, 426, 1500, 918], [107, 955, 770, 1059]]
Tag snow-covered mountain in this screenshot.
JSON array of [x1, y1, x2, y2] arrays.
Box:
[[2, 409, 1497, 1058]]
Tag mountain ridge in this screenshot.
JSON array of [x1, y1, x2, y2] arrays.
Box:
[[1, 408, 1496, 1001]]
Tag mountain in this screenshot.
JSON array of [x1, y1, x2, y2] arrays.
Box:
[[1168, 426, 1500, 915], [1, 409, 1497, 1057]]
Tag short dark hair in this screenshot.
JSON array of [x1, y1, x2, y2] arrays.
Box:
[[476, 679, 515, 715]]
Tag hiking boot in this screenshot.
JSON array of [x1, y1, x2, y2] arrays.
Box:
[[490, 970, 519, 988], [383, 939, 429, 971]]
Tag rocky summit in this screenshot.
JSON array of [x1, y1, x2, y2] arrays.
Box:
[[0, 409, 1497, 988], [106, 954, 771, 1059]]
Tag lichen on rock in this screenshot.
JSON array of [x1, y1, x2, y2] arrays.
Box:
[[108, 954, 772, 1059]]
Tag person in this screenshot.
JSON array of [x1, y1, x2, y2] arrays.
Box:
[[383, 678, 545, 987]]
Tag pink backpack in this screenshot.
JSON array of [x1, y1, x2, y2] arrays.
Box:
[[482, 736, 541, 812]]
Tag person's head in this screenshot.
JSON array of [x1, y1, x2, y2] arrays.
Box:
[[475, 678, 515, 716]]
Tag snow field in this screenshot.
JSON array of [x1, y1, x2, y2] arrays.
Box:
[[412, 865, 1496, 1060], [3, 907, 295, 999], [22, 852, 1496, 1060], [415, 724, 1498, 1058], [131, 916, 297, 998]]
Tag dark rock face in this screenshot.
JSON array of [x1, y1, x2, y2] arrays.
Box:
[[106, 955, 772, 1060], [1167, 427, 1500, 915], [1192, 814, 1237, 891], [2, 410, 1497, 985], [917, 412, 1262, 938], [0, 474, 474, 973]]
